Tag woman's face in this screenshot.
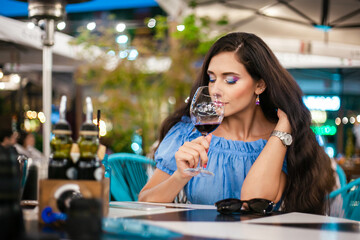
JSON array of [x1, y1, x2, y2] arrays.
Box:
[[207, 51, 264, 117], [24, 134, 35, 147]]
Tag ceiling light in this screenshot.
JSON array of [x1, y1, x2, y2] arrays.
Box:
[[177, 25, 185, 31], [57, 21, 66, 30], [128, 49, 138, 61], [147, 18, 156, 28], [27, 22, 35, 29], [87, 22, 96, 31], [116, 35, 128, 44], [10, 74, 21, 84], [116, 23, 126, 32]]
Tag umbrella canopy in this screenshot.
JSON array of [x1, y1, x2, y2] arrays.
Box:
[[157, 0, 360, 64]]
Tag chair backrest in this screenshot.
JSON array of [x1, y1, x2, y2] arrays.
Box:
[[108, 153, 156, 201], [328, 178, 360, 221], [336, 164, 347, 188]]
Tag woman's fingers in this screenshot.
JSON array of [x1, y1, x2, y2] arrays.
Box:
[[194, 135, 212, 167], [276, 109, 292, 133], [179, 144, 205, 167], [175, 136, 211, 171], [205, 133, 212, 144], [175, 150, 196, 168], [185, 141, 209, 163], [277, 108, 287, 119], [192, 135, 211, 149]]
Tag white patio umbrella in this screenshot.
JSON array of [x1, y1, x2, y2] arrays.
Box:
[[156, 0, 360, 64]]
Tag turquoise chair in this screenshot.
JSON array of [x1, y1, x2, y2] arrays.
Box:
[[336, 164, 347, 188], [328, 178, 360, 221], [108, 153, 156, 201]]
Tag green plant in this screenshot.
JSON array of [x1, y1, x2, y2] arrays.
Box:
[[73, 14, 227, 154]]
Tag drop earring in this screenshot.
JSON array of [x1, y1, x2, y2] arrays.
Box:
[[256, 95, 260, 106]]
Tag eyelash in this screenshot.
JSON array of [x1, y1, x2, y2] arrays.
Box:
[[208, 75, 239, 84]]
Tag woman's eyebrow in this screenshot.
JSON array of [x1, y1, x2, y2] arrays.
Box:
[[207, 70, 240, 76], [222, 72, 240, 76]]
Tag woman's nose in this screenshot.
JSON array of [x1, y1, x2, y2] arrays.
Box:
[[209, 85, 224, 100]]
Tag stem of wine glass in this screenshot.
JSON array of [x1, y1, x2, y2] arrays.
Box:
[[200, 132, 208, 168]]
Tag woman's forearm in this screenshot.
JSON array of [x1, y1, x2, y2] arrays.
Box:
[[138, 169, 191, 202], [241, 135, 287, 202], [241, 110, 291, 202]]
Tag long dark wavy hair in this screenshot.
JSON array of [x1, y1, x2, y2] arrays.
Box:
[[158, 32, 335, 214]]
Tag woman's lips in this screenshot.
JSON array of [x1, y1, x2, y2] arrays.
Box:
[[214, 101, 228, 106]]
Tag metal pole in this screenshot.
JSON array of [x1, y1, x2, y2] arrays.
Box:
[[18, 0, 91, 158], [42, 19, 55, 159]]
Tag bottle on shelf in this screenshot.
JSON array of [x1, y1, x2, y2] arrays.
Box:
[[77, 97, 102, 180], [48, 95, 77, 180]]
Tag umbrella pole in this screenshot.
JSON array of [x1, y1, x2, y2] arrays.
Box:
[[42, 19, 55, 160]]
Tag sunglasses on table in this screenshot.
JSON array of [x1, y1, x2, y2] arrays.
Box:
[[215, 198, 274, 215]]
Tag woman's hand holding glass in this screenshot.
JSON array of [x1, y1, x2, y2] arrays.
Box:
[[175, 134, 212, 178], [183, 86, 225, 177]]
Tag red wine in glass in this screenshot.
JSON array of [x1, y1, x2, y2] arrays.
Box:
[[195, 123, 220, 135], [184, 86, 224, 177]]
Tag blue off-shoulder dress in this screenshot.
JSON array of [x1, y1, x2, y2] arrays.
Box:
[[155, 116, 287, 205]]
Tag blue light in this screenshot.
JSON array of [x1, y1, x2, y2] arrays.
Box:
[[116, 35, 129, 44], [51, 111, 60, 124], [119, 50, 128, 59], [128, 49, 138, 61], [314, 25, 332, 32], [316, 135, 325, 146], [303, 96, 341, 111], [332, 73, 341, 81], [325, 146, 335, 158], [131, 133, 143, 154], [107, 50, 116, 56], [131, 142, 140, 152]]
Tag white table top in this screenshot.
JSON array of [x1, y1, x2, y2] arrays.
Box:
[[107, 201, 360, 240]]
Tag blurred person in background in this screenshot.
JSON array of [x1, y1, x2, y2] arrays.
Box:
[[0, 127, 25, 239], [15, 131, 44, 160], [0, 129, 19, 163], [15, 131, 46, 179]]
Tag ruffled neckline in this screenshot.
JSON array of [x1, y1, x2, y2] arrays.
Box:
[[182, 116, 268, 153], [210, 135, 267, 153]]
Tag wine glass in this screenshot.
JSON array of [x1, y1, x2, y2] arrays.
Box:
[[184, 86, 225, 177]]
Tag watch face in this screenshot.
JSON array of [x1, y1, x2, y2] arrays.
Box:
[[284, 134, 292, 146]]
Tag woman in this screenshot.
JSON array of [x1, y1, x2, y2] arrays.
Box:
[[139, 32, 335, 214], [15, 131, 44, 160]]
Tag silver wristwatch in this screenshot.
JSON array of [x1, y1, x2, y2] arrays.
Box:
[[271, 130, 292, 147]]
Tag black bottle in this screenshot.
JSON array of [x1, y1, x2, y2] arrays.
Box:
[[48, 95, 77, 180], [77, 97, 102, 180]]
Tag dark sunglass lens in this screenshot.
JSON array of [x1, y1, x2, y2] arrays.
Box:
[[215, 198, 240, 206], [216, 199, 242, 214], [248, 199, 274, 214], [265, 203, 274, 213], [217, 203, 242, 214]]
